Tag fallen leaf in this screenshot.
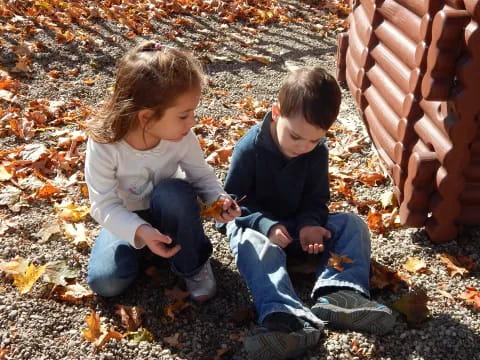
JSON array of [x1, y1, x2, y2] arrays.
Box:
[[380, 190, 397, 209], [0, 257, 29, 275], [327, 252, 355, 272], [0, 165, 13, 181], [439, 253, 470, 277], [163, 333, 184, 349], [392, 289, 429, 327], [54, 202, 90, 222], [94, 328, 123, 349], [163, 300, 190, 322], [82, 308, 123, 348], [36, 182, 62, 199], [35, 221, 62, 244], [63, 223, 91, 248], [125, 328, 154, 343], [13, 263, 46, 294], [403, 257, 429, 274], [115, 305, 144, 331], [370, 259, 409, 293], [82, 308, 101, 342], [200, 199, 223, 217], [459, 287, 480, 309], [43, 260, 79, 286], [54, 282, 94, 302]]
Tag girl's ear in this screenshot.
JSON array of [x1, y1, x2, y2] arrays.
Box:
[[271, 103, 280, 122], [138, 109, 154, 127]]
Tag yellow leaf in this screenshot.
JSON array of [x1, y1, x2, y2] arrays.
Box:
[[403, 256, 429, 274], [13, 263, 46, 294], [82, 309, 101, 342], [0, 165, 12, 181], [55, 202, 90, 222]]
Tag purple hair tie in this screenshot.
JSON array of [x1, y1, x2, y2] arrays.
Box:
[[154, 43, 163, 50]]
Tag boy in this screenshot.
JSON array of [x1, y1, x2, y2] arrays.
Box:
[[223, 67, 395, 359]]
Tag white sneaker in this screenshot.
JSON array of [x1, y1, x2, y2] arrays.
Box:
[[185, 259, 217, 302]]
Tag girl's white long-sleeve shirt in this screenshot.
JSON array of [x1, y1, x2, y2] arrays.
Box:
[[84, 130, 224, 248]]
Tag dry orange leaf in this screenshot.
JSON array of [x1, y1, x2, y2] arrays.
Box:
[[200, 199, 223, 218], [36, 182, 62, 199], [403, 256, 429, 274], [459, 287, 480, 309], [82, 308, 101, 342], [370, 259, 409, 293], [115, 305, 144, 331], [327, 252, 355, 272], [439, 253, 470, 277], [82, 308, 123, 348], [163, 300, 190, 322]]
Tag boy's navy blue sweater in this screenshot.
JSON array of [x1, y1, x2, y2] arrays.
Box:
[[224, 111, 330, 237]]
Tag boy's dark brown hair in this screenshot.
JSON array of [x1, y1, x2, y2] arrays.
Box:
[[87, 41, 204, 143], [278, 66, 341, 130]]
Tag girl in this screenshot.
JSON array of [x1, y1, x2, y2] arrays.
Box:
[[84, 41, 240, 302]]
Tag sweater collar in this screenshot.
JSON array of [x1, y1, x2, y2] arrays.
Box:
[[257, 111, 281, 154]]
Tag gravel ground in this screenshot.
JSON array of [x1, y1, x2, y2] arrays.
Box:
[[1, 2, 479, 360]]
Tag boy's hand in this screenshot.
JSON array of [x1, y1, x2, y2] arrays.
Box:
[[214, 194, 241, 223], [299, 226, 331, 254], [135, 224, 181, 258], [268, 224, 293, 248]]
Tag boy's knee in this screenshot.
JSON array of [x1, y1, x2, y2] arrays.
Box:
[[342, 213, 369, 233], [238, 229, 284, 259]]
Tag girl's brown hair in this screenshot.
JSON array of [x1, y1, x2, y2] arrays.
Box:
[[278, 67, 341, 130], [87, 41, 204, 143]]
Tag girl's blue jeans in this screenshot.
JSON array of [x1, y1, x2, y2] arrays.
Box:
[[227, 213, 371, 328], [87, 179, 212, 297]]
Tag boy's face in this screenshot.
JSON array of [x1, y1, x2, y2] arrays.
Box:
[[270, 103, 327, 159]]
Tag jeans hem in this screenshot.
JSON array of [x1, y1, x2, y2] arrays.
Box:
[[311, 279, 369, 300], [170, 256, 211, 278], [258, 304, 325, 329]]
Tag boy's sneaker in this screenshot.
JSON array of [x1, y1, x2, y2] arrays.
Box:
[[243, 312, 323, 360], [311, 289, 395, 335], [184, 259, 216, 302]]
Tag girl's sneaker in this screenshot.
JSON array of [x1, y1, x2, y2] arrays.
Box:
[[185, 259, 217, 302]]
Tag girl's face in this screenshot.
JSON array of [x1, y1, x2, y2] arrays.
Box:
[[141, 86, 201, 144], [270, 103, 326, 159]]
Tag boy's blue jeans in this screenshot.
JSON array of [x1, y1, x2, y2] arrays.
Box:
[[227, 213, 371, 328], [87, 179, 212, 297]]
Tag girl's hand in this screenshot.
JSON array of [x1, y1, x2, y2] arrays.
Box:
[[135, 224, 181, 258], [214, 194, 241, 223], [299, 226, 331, 254], [268, 224, 293, 248]]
